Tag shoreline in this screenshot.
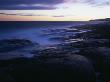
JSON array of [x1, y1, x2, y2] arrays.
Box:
[[0, 20, 110, 82]]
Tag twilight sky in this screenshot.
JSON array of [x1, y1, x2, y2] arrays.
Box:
[[0, 0, 110, 21]]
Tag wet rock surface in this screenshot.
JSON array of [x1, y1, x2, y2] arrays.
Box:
[[0, 21, 110, 82], [0, 55, 96, 82], [0, 39, 34, 52]]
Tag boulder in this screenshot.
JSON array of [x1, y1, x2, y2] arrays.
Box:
[[35, 54, 96, 82], [3, 54, 96, 82], [97, 47, 110, 82], [0, 69, 15, 82], [78, 47, 110, 82], [0, 39, 33, 52]]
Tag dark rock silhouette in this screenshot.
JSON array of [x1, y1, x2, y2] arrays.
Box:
[[0, 55, 96, 82], [0, 39, 33, 52], [0, 69, 15, 82]]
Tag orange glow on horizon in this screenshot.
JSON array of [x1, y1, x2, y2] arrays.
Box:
[[0, 14, 91, 21], [0, 0, 110, 21]]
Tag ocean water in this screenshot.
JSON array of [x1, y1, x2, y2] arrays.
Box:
[[0, 21, 85, 45], [0, 21, 88, 59]]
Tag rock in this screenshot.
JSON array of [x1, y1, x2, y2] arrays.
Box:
[[96, 47, 110, 82], [74, 31, 101, 39], [35, 55, 96, 82], [78, 47, 110, 82], [62, 39, 110, 48], [0, 39, 33, 52], [63, 28, 79, 32], [0, 69, 15, 82], [1, 54, 96, 82], [32, 47, 70, 59], [78, 47, 103, 70], [49, 35, 75, 42]]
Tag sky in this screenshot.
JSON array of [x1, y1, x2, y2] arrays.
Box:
[[0, 0, 110, 21]]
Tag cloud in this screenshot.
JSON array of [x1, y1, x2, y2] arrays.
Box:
[[63, 0, 110, 6], [81, 0, 110, 6], [0, 0, 64, 5], [0, 13, 18, 15], [0, 0, 64, 10], [0, 4, 55, 10], [90, 0, 110, 6], [52, 15, 65, 17], [0, 12, 46, 16], [0, 0, 110, 10]]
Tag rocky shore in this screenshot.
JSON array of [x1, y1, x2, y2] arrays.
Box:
[[0, 20, 110, 82]]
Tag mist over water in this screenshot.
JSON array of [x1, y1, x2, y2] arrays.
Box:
[[0, 21, 85, 46], [0, 21, 90, 60]]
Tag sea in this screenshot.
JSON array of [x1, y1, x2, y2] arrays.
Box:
[[0, 21, 89, 60], [0, 21, 86, 45]]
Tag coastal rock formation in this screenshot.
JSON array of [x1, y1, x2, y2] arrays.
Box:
[[0, 55, 96, 82], [0, 19, 110, 82], [0, 39, 33, 52], [35, 55, 96, 82], [0, 69, 15, 82], [96, 47, 110, 82]]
